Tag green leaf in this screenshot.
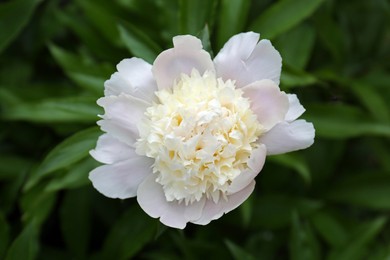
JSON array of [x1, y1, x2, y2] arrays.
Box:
[[289, 212, 321, 260], [269, 153, 311, 184], [328, 217, 387, 260], [225, 240, 256, 260], [313, 8, 345, 64], [25, 127, 101, 191], [318, 72, 390, 123], [100, 205, 156, 259], [245, 231, 284, 260], [274, 24, 316, 69], [240, 195, 254, 227], [0, 212, 10, 258], [20, 185, 57, 225], [76, 0, 122, 47], [49, 44, 111, 94], [118, 23, 162, 63], [2, 96, 101, 123], [0, 155, 31, 179], [305, 139, 346, 183], [45, 157, 99, 192], [250, 0, 325, 40], [60, 188, 91, 258], [216, 0, 250, 49], [67, 74, 106, 95], [1, 180, 25, 215], [369, 139, 390, 172], [197, 25, 213, 57], [280, 64, 319, 89], [179, 0, 218, 35], [55, 8, 122, 61], [0, 87, 21, 105], [325, 172, 390, 210], [310, 210, 348, 247], [170, 232, 197, 260], [251, 194, 322, 229], [351, 82, 390, 123], [370, 244, 390, 260], [5, 222, 39, 260], [0, 0, 41, 53], [304, 104, 390, 139]]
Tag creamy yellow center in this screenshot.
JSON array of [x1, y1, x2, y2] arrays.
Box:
[[135, 70, 263, 204]]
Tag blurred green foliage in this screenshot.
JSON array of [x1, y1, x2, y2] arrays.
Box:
[[0, 0, 389, 259]]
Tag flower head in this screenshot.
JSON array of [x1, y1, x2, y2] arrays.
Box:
[[89, 32, 315, 229]]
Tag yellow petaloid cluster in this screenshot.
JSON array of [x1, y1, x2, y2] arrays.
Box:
[[136, 70, 263, 205]]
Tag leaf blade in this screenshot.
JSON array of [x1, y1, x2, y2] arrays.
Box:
[[250, 0, 325, 40], [24, 127, 101, 190], [0, 0, 41, 53]]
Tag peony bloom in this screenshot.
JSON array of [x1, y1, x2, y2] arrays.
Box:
[[89, 32, 315, 229]]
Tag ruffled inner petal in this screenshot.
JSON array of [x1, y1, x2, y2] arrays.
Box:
[[227, 144, 266, 194]]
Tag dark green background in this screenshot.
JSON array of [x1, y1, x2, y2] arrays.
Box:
[[0, 0, 389, 259]]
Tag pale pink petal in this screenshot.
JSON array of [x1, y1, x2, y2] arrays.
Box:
[[104, 58, 157, 103], [90, 134, 136, 164], [216, 32, 260, 61], [242, 79, 289, 130], [285, 94, 305, 122], [214, 32, 282, 88], [152, 35, 215, 90], [260, 120, 315, 155], [137, 174, 206, 229], [97, 94, 149, 147], [89, 155, 153, 199], [192, 181, 255, 225], [227, 145, 266, 194]]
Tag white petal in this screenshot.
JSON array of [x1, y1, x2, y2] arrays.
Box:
[[97, 94, 149, 147], [90, 134, 136, 164], [242, 79, 289, 130], [192, 181, 255, 225], [137, 174, 206, 229], [285, 94, 306, 122], [104, 58, 158, 103], [214, 32, 282, 88], [152, 35, 215, 90], [89, 155, 153, 199], [260, 120, 315, 155], [227, 144, 266, 194]]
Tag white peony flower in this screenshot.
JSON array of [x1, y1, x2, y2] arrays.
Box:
[[89, 32, 315, 229]]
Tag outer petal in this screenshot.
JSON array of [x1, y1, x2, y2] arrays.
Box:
[[104, 58, 158, 103], [153, 35, 215, 90], [90, 134, 136, 164], [192, 181, 256, 225], [137, 174, 206, 229], [285, 94, 305, 122], [242, 79, 289, 130], [227, 144, 266, 194], [89, 155, 153, 199], [97, 94, 149, 147], [260, 120, 315, 155], [214, 32, 282, 88]]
